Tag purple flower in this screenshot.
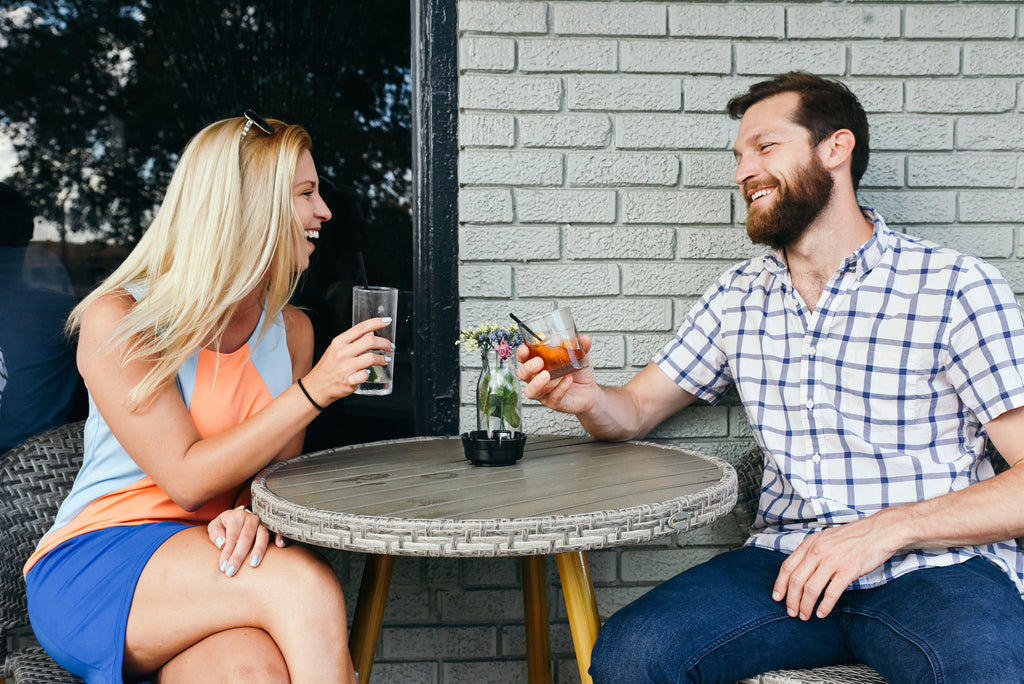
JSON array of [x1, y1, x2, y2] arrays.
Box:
[[496, 339, 513, 360]]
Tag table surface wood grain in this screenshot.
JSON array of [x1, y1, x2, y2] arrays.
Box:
[[252, 435, 737, 557]]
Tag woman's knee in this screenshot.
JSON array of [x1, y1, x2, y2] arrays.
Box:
[[155, 628, 289, 684], [264, 544, 345, 610], [221, 649, 290, 684]]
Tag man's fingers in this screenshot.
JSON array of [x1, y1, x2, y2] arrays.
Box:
[[772, 544, 806, 603], [813, 578, 847, 619]]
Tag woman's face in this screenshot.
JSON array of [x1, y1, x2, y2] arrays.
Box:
[[292, 149, 331, 271]]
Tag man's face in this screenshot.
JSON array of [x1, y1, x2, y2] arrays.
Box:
[[733, 92, 835, 251]]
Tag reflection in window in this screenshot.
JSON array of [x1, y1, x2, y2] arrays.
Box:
[[0, 0, 415, 448]]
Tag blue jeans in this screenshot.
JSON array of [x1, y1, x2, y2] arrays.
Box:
[[589, 546, 1024, 684]]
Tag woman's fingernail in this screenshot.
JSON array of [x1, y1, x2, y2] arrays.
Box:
[[250, 555, 260, 567], [226, 565, 237, 578], [215, 537, 225, 549], [220, 560, 227, 572], [385, 356, 393, 364], [381, 317, 393, 324]]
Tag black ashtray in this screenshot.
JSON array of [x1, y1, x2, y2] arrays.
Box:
[[461, 430, 527, 467]]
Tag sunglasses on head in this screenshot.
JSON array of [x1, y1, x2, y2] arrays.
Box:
[[241, 109, 274, 138]]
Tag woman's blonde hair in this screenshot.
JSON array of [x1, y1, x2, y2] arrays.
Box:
[[68, 115, 313, 410]]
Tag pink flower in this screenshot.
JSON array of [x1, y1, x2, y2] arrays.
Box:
[[496, 339, 513, 360]]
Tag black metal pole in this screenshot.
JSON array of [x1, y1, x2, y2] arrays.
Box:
[[411, 0, 459, 436]]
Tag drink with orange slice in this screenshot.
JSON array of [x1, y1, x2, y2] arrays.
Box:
[[520, 307, 591, 379]]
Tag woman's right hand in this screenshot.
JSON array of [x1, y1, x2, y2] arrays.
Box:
[[208, 505, 285, 577], [300, 317, 393, 405]]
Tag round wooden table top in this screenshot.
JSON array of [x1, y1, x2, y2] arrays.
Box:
[[251, 434, 737, 558]]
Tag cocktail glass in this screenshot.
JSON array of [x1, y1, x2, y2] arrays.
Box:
[[520, 307, 590, 379]]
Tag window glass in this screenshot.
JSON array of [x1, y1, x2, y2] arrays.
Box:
[[0, 0, 415, 448]]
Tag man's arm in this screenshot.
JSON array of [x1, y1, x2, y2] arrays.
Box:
[[774, 404, 1024, 622], [580, 362, 701, 441], [518, 338, 699, 441]]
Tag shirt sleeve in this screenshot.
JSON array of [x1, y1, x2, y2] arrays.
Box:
[[944, 256, 1024, 423], [654, 274, 735, 405]]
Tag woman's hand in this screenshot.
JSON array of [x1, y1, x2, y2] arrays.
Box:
[[300, 317, 394, 406], [208, 505, 286, 577]]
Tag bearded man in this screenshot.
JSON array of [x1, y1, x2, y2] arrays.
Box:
[[518, 72, 1024, 682]]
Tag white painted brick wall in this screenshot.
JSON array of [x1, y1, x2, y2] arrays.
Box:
[[356, 3, 1024, 681]]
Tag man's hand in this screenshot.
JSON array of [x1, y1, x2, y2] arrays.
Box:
[[516, 334, 599, 416], [773, 510, 903, 620]]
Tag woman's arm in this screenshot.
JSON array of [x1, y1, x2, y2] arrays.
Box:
[[275, 304, 314, 463], [78, 291, 389, 511]]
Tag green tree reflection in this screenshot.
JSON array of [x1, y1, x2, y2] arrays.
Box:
[[0, 0, 411, 252]]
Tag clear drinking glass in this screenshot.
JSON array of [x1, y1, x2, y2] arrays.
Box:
[[520, 307, 590, 379], [351, 286, 398, 395]]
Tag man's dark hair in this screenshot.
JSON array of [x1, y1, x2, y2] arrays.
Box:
[[727, 72, 870, 190], [0, 183, 35, 247]]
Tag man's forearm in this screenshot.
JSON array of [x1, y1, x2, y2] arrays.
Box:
[[577, 363, 699, 442], [576, 384, 652, 442], [886, 465, 1024, 551]]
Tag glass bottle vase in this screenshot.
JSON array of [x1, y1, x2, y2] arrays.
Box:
[[476, 349, 524, 437]]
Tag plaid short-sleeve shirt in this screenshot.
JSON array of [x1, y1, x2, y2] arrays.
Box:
[[656, 209, 1024, 594]]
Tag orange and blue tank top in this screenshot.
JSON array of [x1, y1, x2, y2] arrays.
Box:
[[24, 285, 292, 573]]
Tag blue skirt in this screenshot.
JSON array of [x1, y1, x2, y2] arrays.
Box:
[[26, 522, 192, 684]]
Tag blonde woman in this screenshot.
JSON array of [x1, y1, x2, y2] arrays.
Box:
[[24, 112, 381, 683]]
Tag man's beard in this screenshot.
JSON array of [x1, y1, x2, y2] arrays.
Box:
[[745, 156, 835, 251]]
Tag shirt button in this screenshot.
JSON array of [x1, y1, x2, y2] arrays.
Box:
[[812, 453, 821, 463], [805, 400, 814, 410], [808, 347, 816, 357]]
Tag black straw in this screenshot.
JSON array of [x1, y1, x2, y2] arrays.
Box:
[[509, 313, 540, 343], [356, 251, 369, 287]]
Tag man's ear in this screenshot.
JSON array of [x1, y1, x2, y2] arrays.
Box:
[[820, 128, 856, 172]]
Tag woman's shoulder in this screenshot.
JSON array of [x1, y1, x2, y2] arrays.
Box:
[[281, 304, 313, 344], [281, 303, 311, 330], [80, 288, 137, 330]]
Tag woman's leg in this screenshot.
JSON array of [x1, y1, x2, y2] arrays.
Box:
[[124, 526, 355, 684], [153, 628, 288, 683]]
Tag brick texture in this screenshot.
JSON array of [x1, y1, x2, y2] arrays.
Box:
[[363, 2, 1024, 681]]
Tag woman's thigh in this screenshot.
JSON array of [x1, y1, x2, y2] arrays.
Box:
[[124, 525, 343, 680], [845, 557, 1024, 683], [590, 546, 852, 684], [26, 521, 190, 684]]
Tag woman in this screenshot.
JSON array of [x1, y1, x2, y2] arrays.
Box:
[[24, 112, 383, 683]]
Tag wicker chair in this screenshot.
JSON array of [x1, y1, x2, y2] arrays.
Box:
[[1, 422, 86, 683], [733, 447, 888, 684]]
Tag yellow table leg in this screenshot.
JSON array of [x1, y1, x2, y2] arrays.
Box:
[[521, 555, 552, 683], [348, 554, 395, 684], [556, 551, 600, 684]]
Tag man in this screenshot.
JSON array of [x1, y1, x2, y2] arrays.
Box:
[[518, 72, 1024, 682], [0, 183, 80, 451]]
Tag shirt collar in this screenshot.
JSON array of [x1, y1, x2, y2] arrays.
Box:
[[761, 207, 891, 280]]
